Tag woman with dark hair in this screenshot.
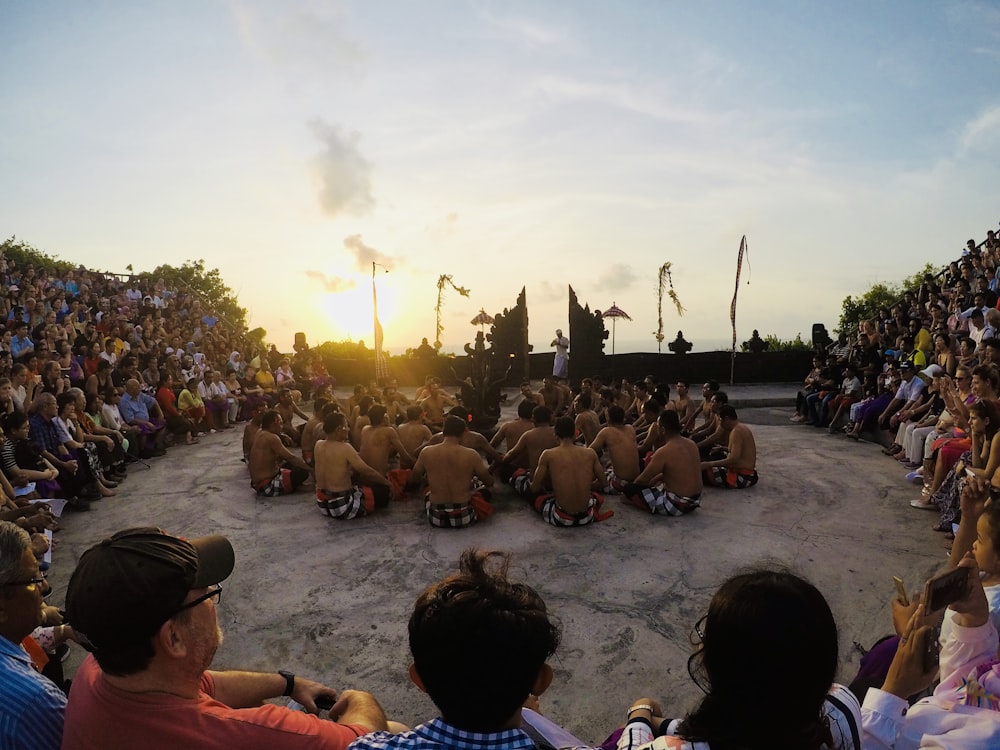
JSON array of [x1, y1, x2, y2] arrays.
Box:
[[619, 570, 860, 750]]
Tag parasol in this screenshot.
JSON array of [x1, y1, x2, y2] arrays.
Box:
[[601, 302, 632, 358], [470, 309, 494, 331]]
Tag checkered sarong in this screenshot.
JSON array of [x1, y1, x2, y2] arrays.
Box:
[[316, 486, 373, 519], [623, 484, 700, 516], [532, 493, 612, 527], [425, 491, 493, 528]]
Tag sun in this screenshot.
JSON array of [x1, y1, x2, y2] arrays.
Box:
[[320, 280, 401, 346]]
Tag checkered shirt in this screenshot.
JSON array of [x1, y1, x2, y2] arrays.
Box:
[[349, 718, 534, 750]]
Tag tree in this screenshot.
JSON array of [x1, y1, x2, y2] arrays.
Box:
[[838, 262, 938, 334], [136, 259, 247, 332], [1, 236, 74, 274]]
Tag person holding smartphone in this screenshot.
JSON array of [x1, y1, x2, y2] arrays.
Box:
[[861, 554, 1000, 748]]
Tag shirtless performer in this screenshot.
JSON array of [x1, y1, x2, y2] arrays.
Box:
[[622, 411, 702, 516], [529, 416, 612, 526], [396, 405, 432, 464], [387, 405, 432, 498], [299, 397, 330, 464], [538, 377, 566, 416], [418, 379, 457, 431], [668, 380, 698, 427], [686, 381, 720, 433], [573, 392, 601, 446], [700, 404, 759, 488], [691, 391, 727, 448], [275, 388, 309, 446], [411, 415, 494, 528], [249, 409, 312, 496], [518, 381, 544, 408], [314, 412, 391, 519], [241, 401, 267, 463], [499, 405, 558, 496], [490, 400, 535, 452], [588, 405, 640, 493], [418, 407, 503, 464], [359, 405, 414, 476]]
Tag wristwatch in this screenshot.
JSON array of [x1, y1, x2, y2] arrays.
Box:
[[278, 670, 295, 697]]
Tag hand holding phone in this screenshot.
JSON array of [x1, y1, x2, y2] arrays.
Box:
[[922, 567, 970, 614]]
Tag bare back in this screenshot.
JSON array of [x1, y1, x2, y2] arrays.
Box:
[[636, 435, 703, 498], [359, 424, 409, 475], [314, 438, 364, 492], [414, 440, 491, 505], [533, 443, 604, 514], [396, 421, 432, 465], [249, 430, 293, 485], [574, 410, 601, 446], [490, 418, 533, 451], [728, 422, 757, 471], [590, 424, 640, 481], [507, 425, 558, 473]]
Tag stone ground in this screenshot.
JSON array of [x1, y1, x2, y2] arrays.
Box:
[[44, 383, 943, 744]]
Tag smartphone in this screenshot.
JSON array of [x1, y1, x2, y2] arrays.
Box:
[[922, 567, 970, 613], [892, 576, 909, 606]]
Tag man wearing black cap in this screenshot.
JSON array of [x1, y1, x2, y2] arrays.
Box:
[[62, 528, 387, 749]]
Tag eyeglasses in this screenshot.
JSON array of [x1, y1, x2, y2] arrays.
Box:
[[3, 576, 47, 591], [691, 614, 707, 645], [173, 584, 222, 615]]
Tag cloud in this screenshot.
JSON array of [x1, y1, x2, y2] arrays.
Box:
[[426, 211, 459, 239], [309, 119, 375, 217], [959, 106, 1000, 155], [226, 0, 366, 73], [305, 270, 356, 293], [343, 234, 397, 271], [476, 6, 571, 49], [596, 263, 638, 291], [532, 74, 714, 125]]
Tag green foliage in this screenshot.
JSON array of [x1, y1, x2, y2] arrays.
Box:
[[315, 339, 370, 360], [761, 333, 812, 352], [0, 236, 75, 274], [838, 262, 938, 334], [137, 259, 247, 331], [246, 327, 267, 346]]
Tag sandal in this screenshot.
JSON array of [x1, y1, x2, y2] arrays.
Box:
[[910, 498, 938, 510]]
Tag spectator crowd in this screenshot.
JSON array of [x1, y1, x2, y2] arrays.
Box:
[[4, 226, 1000, 749]]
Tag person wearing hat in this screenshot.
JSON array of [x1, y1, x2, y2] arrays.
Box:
[[0, 521, 66, 750], [876, 360, 927, 440], [62, 528, 388, 749]]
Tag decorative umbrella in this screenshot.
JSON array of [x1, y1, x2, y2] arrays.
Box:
[[470, 309, 494, 331], [601, 302, 632, 358]]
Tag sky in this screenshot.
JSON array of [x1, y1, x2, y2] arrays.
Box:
[[1, 1, 998, 355]]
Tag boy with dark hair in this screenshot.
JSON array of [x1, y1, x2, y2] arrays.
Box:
[[349, 549, 567, 750]]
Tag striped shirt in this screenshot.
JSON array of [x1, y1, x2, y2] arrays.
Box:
[[0, 634, 66, 750]]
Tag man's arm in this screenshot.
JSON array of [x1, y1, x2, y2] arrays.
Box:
[[388, 431, 415, 468], [410, 452, 426, 484], [347, 448, 390, 487], [271, 436, 312, 473], [472, 453, 494, 487], [489, 423, 508, 448], [502, 431, 528, 464], [529, 451, 550, 494], [632, 452, 663, 486], [702, 431, 744, 470], [209, 670, 387, 731], [588, 428, 608, 455]]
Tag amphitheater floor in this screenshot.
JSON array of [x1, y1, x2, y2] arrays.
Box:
[[45, 384, 942, 743]]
